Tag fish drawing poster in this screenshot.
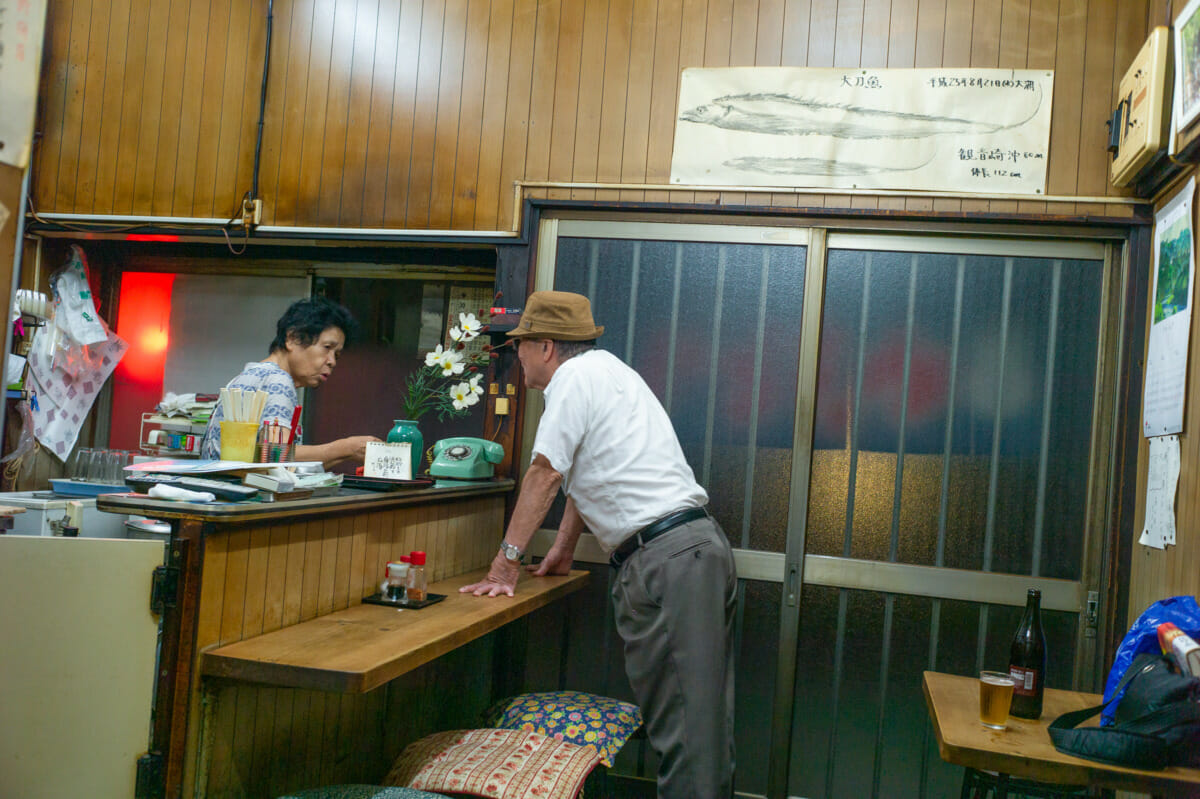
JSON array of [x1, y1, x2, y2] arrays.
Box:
[[670, 67, 1054, 195]]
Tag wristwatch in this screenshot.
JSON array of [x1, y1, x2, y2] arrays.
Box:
[[500, 541, 524, 563]]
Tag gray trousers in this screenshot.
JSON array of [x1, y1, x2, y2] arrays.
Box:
[[611, 515, 737, 799]]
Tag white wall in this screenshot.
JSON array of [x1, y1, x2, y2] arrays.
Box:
[[162, 274, 310, 395]]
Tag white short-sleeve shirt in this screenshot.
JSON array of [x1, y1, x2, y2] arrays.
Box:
[[532, 349, 708, 552]]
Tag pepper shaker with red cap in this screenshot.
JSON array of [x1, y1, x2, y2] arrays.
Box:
[[406, 551, 427, 602]]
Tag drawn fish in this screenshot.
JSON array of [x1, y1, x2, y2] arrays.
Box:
[[725, 153, 934, 177], [680, 90, 1041, 139]]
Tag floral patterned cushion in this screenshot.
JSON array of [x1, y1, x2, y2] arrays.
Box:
[[383, 728, 600, 799], [483, 691, 643, 767], [275, 786, 450, 799]]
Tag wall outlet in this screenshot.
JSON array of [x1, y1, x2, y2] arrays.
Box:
[[242, 198, 263, 226], [494, 397, 510, 415]]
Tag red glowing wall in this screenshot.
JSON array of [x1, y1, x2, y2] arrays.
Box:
[[109, 273, 175, 451]]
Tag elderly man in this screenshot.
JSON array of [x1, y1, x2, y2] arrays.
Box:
[[461, 290, 737, 799]]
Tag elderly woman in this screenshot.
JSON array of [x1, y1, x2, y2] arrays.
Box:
[[200, 296, 380, 467]]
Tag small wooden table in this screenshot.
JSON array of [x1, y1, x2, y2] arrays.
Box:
[[923, 671, 1200, 797], [203, 567, 589, 693]]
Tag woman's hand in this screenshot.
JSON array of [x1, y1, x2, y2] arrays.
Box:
[[295, 435, 382, 468], [340, 435, 381, 463]]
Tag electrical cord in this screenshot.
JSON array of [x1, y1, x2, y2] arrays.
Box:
[[220, 190, 252, 254], [251, 0, 274, 201]]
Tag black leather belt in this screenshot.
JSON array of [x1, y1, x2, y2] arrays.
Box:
[[609, 506, 709, 568]]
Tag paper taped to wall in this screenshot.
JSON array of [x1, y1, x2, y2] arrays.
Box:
[[0, 0, 49, 168]]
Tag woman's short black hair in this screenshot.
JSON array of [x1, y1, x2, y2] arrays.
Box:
[[269, 297, 359, 354]]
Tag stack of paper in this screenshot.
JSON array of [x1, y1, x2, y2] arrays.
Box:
[[242, 465, 343, 501]]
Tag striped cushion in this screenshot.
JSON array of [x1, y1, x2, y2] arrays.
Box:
[[275, 786, 450, 799], [384, 729, 600, 799]]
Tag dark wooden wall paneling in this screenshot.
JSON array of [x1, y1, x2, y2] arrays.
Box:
[[1127, 1, 1200, 638], [33, 0, 1150, 230]]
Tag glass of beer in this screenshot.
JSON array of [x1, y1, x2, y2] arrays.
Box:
[[979, 670, 1016, 729]]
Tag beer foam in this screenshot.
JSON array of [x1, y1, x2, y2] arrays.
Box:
[[981, 673, 1015, 686]]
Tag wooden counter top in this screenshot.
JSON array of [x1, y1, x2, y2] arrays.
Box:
[[201, 567, 588, 693], [95, 479, 514, 523]]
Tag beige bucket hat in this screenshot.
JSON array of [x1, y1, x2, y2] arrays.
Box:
[[506, 291, 605, 341]]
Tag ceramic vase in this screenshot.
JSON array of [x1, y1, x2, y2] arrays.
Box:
[[386, 419, 424, 479]]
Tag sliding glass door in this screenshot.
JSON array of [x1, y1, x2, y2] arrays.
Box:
[[534, 218, 1124, 799]]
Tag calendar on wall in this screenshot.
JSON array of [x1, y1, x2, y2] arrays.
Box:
[[448, 286, 494, 360]]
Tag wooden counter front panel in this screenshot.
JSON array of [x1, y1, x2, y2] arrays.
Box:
[[189, 496, 504, 799]]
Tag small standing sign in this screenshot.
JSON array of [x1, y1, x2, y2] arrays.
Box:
[[364, 441, 413, 480]]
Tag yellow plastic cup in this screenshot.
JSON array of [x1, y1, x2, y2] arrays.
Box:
[[220, 421, 260, 462]]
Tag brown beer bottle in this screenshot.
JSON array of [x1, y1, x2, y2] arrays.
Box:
[[1008, 588, 1047, 719]]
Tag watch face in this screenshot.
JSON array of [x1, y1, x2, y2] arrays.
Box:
[[502, 543, 522, 561]]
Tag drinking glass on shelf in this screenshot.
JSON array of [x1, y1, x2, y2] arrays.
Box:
[[119, 450, 135, 484], [70, 448, 95, 481], [102, 450, 125, 484], [87, 450, 109, 483]]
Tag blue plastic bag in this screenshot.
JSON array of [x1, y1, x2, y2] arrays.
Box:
[[1101, 595, 1200, 725]]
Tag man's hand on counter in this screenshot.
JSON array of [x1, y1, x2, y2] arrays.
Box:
[[459, 551, 521, 597], [526, 544, 573, 577]]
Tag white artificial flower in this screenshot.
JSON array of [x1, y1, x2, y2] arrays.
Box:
[[458, 312, 482, 340], [450, 381, 480, 410], [436, 349, 465, 376], [468, 374, 484, 396], [425, 344, 447, 368]]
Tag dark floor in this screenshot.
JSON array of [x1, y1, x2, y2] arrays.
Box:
[[586, 771, 657, 799]]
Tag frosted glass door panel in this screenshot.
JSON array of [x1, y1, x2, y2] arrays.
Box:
[[808, 249, 1103, 579], [554, 236, 806, 554]]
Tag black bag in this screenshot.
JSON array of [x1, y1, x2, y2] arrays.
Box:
[[1048, 653, 1200, 770]]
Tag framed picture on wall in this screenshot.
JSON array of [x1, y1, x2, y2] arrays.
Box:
[[1175, 0, 1200, 131]]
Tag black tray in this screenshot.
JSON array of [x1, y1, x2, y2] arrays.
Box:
[[360, 591, 446, 610], [342, 475, 435, 491]]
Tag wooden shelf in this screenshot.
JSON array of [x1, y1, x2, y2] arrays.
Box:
[[201, 567, 589, 693]]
